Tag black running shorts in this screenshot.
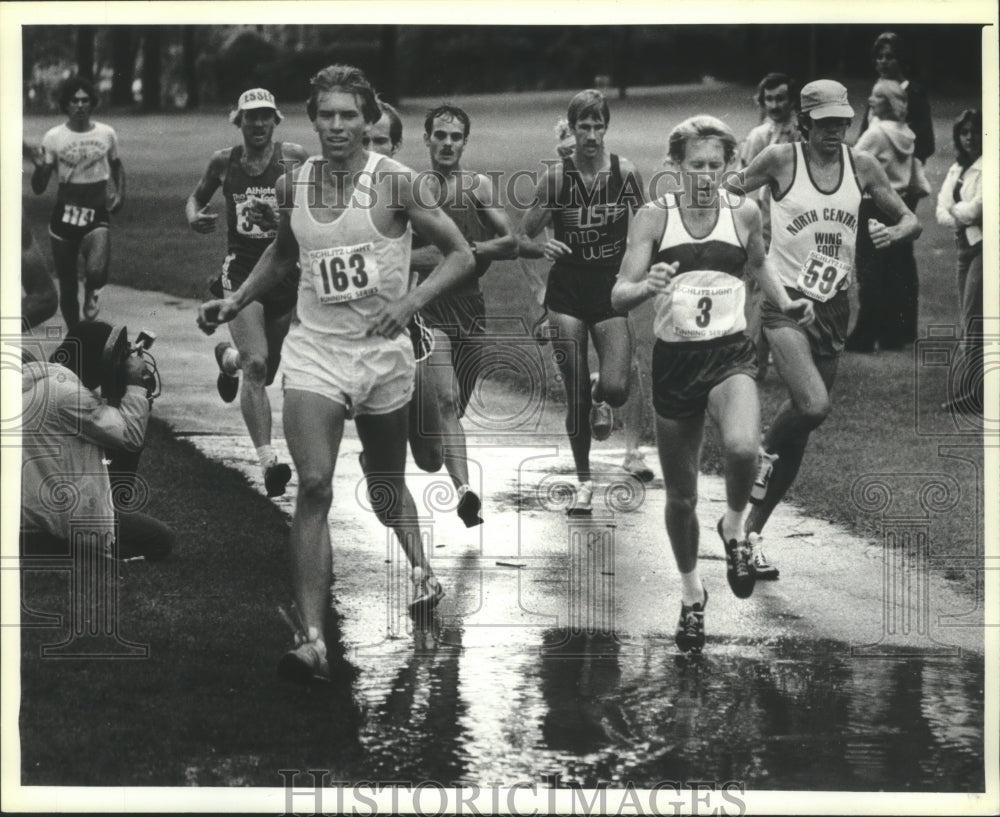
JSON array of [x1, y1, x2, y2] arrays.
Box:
[[49, 202, 110, 243], [761, 287, 850, 359], [212, 252, 299, 318], [651, 333, 758, 420], [545, 264, 626, 325]]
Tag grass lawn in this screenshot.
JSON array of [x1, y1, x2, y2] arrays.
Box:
[[19, 420, 364, 786], [22, 80, 984, 586]]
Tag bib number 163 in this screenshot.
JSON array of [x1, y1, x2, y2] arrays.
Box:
[[317, 253, 368, 294]]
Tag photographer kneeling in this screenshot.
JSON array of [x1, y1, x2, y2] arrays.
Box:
[[21, 321, 174, 561]]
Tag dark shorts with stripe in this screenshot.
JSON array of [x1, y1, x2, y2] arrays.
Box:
[[211, 252, 299, 318], [419, 292, 487, 418], [49, 202, 110, 243], [761, 287, 850, 359], [545, 264, 626, 325], [652, 333, 758, 420]]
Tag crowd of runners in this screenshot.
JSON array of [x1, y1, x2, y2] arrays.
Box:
[[24, 35, 981, 676]]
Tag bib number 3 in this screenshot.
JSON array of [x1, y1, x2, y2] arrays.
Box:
[[309, 243, 381, 304], [796, 251, 851, 302]]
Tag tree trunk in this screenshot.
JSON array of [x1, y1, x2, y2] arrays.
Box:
[[182, 25, 200, 109], [110, 27, 134, 106], [141, 26, 162, 111], [615, 26, 631, 100], [75, 26, 95, 80], [378, 25, 398, 104]]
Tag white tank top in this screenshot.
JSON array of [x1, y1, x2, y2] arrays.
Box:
[[291, 152, 412, 338], [769, 143, 862, 302], [652, 192, 749, 344]]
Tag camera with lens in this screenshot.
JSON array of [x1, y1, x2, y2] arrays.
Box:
[[101, 326, 161, 406]]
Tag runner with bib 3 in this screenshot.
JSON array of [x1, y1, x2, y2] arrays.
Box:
[[612, 115, 813, 652]]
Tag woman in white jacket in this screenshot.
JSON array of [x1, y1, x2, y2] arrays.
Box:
[[936, 109, 983, 414]]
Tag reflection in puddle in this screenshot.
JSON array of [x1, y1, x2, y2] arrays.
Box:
[[344, 629, 983, 791]]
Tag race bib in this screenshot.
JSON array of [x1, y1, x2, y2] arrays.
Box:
[[308, 243, 381, 304], [670, 273, 746, 340], [796, 250, 851, 303], [235, 196, 276, 238], [61, 204, 95, 228]]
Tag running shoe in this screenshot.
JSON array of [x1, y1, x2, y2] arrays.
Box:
[[83, 289, 100, 321], [749, 448, 778, 505], [532, 308, 554, 345], [409, 313, 435, 363], [456, 488, 484, 528], [567, 480, 594, 517], [622, 451, 654, 482], [675, 585, 708, 654], [748, 532, 779, 580], [717, 518, 755, 599], [589, 373, 613, 441], [277, 640, 331, 684], [214, 342, 239, 403], [409, 567, 445, 621], [264, 462, 292, 498]]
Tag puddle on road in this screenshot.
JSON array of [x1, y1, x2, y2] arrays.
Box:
[[341, 629, 983, 792]]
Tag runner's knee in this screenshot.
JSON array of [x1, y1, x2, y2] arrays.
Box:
[[296, 471, 333, 506], [412, 445, 443, 473], [666, 491, 698, 518], [797, 395, 831, 428], [241, 354, 268, 385]]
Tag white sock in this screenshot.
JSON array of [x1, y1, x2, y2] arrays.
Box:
[[457, 483, 470, 498], [305, 627, 326, 653], [680, 568, 704, 605], [223, 346, 241, 374], [256, 445, 277, 471], [723, 507, 746, 541]]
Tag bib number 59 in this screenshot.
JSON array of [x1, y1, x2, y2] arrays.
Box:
[[801, 257, 840, 297]]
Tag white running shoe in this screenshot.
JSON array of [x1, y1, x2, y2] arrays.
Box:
[[567, 480, 594, 517], [748, 532, 779, 580]]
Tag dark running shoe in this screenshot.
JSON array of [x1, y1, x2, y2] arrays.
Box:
[[409, 313, 435, 363], [214, 342, 239, 403], [277, 641, 331, 684], [457, 489, 484, 527], [675, 585, 708, 654], [409, 568, 445, 623], [264, 462, 292, 498], [717, 518, 755, 599]]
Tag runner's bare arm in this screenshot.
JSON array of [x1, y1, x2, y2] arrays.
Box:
[[367, 171, 475, 339], [109, 157, 126, 213], [516, 163, 565, 260], [611, 205, 673, 313], [722, 143, 786, 198], [197, 171, 299, 332], [30, 144, 54, 194], [186, 150, 228, 233], [737, 201, 814, 326], [619, 158, 647, 209], [855, 151, 922, 248], [470, 172, 518, 262]]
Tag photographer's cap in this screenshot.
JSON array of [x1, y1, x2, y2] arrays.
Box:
[[800, 79, 854, 120], [230, 88, 283, 124]]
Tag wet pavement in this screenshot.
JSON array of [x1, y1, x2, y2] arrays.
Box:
[[52, 285, 988, 791]]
